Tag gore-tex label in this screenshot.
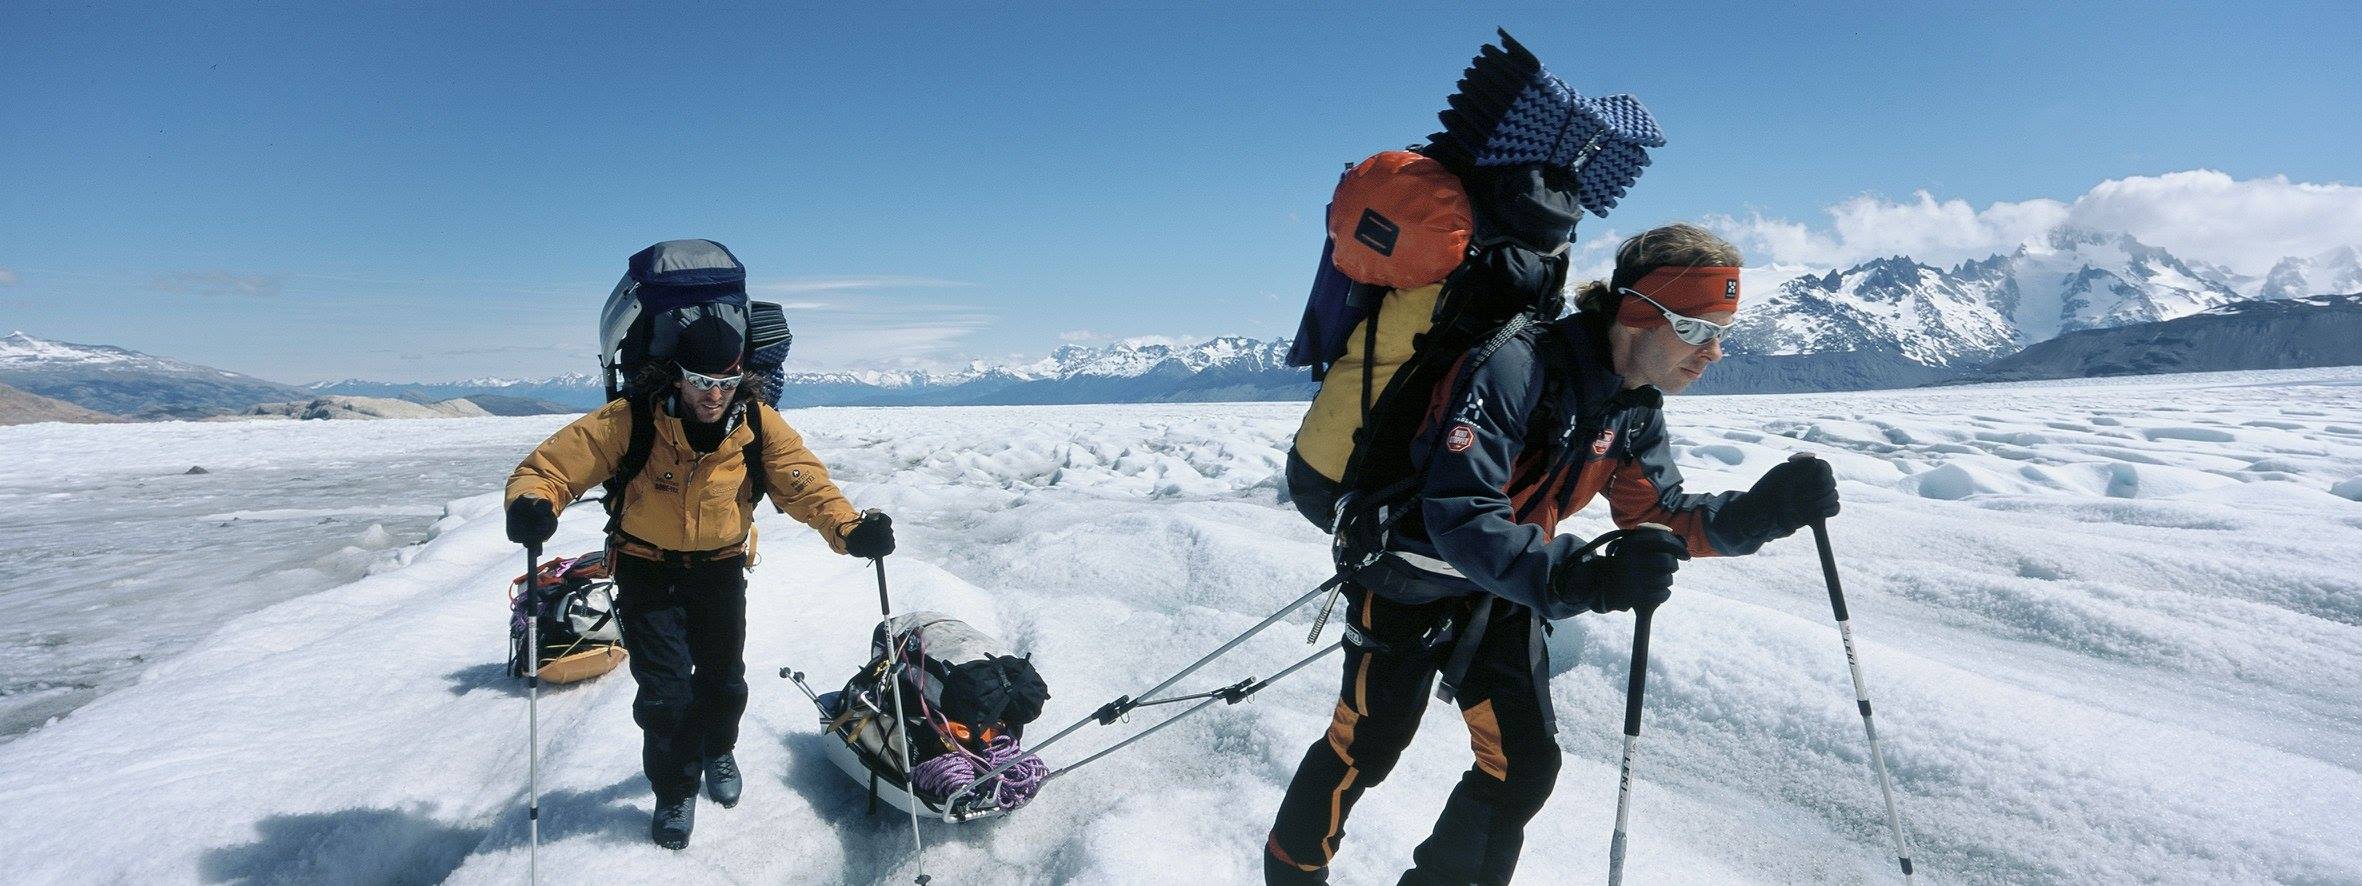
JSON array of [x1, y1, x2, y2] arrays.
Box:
[[1445, 424, 1476, 453]]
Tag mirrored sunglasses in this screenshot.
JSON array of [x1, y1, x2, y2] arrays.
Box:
[[679, 367, 745, 391], [1619, 288, 1735, 347]]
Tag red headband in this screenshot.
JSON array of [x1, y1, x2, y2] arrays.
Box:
[[1615, 265, 1742, 328]]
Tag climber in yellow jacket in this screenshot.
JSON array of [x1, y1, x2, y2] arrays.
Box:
[[503, 314, 894, 850]]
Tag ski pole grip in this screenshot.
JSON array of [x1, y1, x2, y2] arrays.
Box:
[[1809, 519, 1848, 622], [1624, 606, 1653, 738]]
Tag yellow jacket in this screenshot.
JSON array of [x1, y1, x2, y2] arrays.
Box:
[[505, 397, 862, 558]]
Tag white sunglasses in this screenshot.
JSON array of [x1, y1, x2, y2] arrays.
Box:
[[679, 366, 745, 391], [1618, 288, 1735, 347]]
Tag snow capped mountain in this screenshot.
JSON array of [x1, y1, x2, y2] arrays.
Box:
[[2000, 227, 2243, 340], [1021, 335, 1293, 379], [306, 337, 1314, 409], [1, 330, 252, 378], [1729, 230, 2275, 372], [46, 225, 2346, 416], [771, 336, 1311, 407], [1695, 230, 2354, 393], [1730, 256, 2021, 367], [311, 374, 604, 410], [2257, 245, 2362, 301], [0, 332, 310, 417], [308, 371, 601, 392]]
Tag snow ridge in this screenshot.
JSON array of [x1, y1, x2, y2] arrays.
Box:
[[0, 331, 251, 379], [1731, 229, 2295, 369]]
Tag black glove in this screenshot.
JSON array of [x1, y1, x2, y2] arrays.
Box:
[[1557, 527, 1688, 614], [843, 510, 895, 559], [1721, 456, 1840, 542], [506, 497, 557, 546]]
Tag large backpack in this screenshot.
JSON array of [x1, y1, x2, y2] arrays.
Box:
[[1285, 31, 1665, 544], [593, 239, 784, 537], [1285, 152, 1555, 532]]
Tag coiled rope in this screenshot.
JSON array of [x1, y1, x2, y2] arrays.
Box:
[[895, 629, 1050, 810], [910, 734, 1048, 809]]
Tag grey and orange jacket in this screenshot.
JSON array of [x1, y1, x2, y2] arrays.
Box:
[[1390, 314, 1781, 617], [505, 396, 862, 559]]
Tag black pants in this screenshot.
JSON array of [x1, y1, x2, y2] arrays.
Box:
[[1266, 586, 1560, 886], [613, 554, 749, 804]]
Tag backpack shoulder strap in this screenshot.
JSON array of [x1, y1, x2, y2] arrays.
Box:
[[742, 401, 769, 507], [602, 391, 659, 534]]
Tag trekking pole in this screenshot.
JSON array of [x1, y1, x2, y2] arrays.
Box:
[[1808, 514, 1915, 882], [871, 550, 931, 886], [522, 542, 542, 886], [1606, 602, 1655, 886]]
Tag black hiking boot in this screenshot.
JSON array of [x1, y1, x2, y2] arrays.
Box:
[[651, 796, 695, 850], [704, 753, 743, 808]]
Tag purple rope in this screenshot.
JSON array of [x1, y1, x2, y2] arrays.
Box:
[[909, 734, 1048, 810], [511, 555, 561, 632], [894, 628, 1048, 810]]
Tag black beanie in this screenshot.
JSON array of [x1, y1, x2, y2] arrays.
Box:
[[673, 314, 746, 375]]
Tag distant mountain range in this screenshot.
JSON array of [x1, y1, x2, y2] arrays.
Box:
[[310, 336, 1317, 409], [0, 331, 311, 418], [6, 230, 2359, 423], [307, 374, 604, 411], [1980, 293, 2362, 381], [1693, 232, 2362, 393]]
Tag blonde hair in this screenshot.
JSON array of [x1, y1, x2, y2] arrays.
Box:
[[1573, 223, 1743, 316]]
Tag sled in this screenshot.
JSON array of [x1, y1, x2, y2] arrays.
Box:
[[802, 685, 1014, 823], [536, 643, 627, 684]]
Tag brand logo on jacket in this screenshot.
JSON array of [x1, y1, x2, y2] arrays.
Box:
[[1446, 423, 1476, 453]]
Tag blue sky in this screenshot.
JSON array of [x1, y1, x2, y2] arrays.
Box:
[[3, 2, 2357, 383]]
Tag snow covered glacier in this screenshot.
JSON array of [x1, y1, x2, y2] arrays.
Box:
[[0, 368, 2357, 884]]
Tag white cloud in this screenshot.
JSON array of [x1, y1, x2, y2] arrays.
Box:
[[1707, 192, 2069, 270], [1049, 330, 1211, 350], [0, 267, 19, 286], [1567, 226, 1626, 286], [771, 297, 996, 371], [748, 275, 971, 294], [1114, 334, 1206, 349], [2064, 170, 2362, 274], [1699, 170, 2362, 275]]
